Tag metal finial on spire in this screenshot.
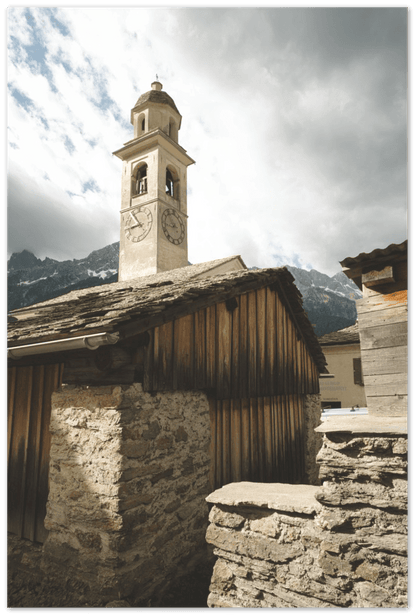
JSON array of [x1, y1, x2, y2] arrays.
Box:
[[156, 74, 159, 80]]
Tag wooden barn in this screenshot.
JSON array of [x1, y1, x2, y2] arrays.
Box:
[[8, 261, 326, 548], [341, 240, 407, 416]]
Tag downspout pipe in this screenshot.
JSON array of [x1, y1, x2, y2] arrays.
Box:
[[7, 332, 119, 360]]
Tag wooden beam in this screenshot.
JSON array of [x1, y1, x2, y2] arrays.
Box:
[[362, 265, 395, 287]]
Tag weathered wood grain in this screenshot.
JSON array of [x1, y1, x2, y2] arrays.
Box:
[[230, 400, 242, 483], [172, 314, 194, 390], [362, 265, 395, 287], [359, 321, 407, 350], [8, 363, 62, 543], [256, 288, 267, 397], [361, 346, 407, 376], [241, 397, 251, 481], [216, 303, 232, 399], [248, 292, 257, 398], [194, 310, 206, 390], [238, 293, 248, 400], [367, 394, 407, 417], [23, 365, 44, 542], [365, 373, 407, 397]]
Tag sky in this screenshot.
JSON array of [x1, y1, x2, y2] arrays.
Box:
[[6, 6, 408, 276]]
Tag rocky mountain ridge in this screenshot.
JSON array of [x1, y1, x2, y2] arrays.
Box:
[[7, 244, 360, 336]]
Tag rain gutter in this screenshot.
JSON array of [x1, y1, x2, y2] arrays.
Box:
[[7, 331, 119, 360]]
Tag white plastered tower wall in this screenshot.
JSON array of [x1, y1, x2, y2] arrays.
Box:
[[113, 82, 195, 281]]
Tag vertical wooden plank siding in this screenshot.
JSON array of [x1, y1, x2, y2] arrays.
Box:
[[23, 365, 44, 541], [144, 286, 321, 399], [247, 292, 257, 398], [256, 288, 267, 396], [143, 328, 154, 391], [230, 400, 242, 482], [17, 366, 33, 537], [240, 397, 251, 479], [249, 398, 259, 481], [216, 303, 232, 399], [206, 305, 216, 390], [172, 314, 194, 390], [8, 363, 63, 543], [257, 397, 266, 482], [263, 396, 273, 482], [194, 310, 206, 390], [238, 293, 249, 399], [154, 322, 174, 390], [210, 394, 306, 489], [265, 287, 276, 394], [230, 301, 240, 400], [7, 366, 17, 467]]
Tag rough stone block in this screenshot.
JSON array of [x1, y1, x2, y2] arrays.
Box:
[[208, 506, 245, 529]]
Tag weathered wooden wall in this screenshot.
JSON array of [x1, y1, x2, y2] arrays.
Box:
[[8, 363, 63, 542], [143, 287, 320, 398], [357, 261, 407, 416], [210, 394, 306, 490]]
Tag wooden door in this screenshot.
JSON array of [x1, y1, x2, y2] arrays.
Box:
[[8, 363, 63, 543]]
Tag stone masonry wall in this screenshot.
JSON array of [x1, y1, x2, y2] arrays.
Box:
[[303, 393, 322, 485], [42, 383, 211, 605], [206, 422, 407, 608]]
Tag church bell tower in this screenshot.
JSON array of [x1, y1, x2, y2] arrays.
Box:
[[113, 81, 195, 281]]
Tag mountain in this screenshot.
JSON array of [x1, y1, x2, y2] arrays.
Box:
[[7, 244, 361, 337], [285, 265, 361, 336], [8, 243, 119, 311]]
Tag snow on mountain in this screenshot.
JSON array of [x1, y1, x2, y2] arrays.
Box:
[[8, 242, 120, 311], [285, 265, 361, 336]]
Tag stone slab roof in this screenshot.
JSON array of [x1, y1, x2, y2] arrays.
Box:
[[8, 259, 327, 371], [318, 323, 360, 346]]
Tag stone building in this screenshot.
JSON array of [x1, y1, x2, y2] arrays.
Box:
[[319, 323, 367, 410], [206, 240, 407, 608], [7, 82, 327, 606]]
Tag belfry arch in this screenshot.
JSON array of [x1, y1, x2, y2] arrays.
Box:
[[132, 162, 148, 196]]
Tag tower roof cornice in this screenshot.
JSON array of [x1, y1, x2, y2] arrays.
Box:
[[112, 129, 195, 166]]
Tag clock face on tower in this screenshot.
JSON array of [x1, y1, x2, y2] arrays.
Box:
[[161, 208, 185, 245], [124, 206, 153, 242]]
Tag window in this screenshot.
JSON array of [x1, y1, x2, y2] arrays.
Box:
[[321, 401, 342, 409], [168, 118, 177, 141], [353, 358, 364, 386], [133, 164, 147, 195], [141, 118, 145, 132]]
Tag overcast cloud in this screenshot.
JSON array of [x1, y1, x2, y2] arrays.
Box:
[[7, 7, 407, 275]]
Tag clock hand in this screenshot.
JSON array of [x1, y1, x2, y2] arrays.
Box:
[[129, 212, 144, 229]]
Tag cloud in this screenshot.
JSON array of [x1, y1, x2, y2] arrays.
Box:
[[7, 7, 407, 275]]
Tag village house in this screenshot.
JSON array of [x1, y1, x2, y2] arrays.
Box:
[[318, 323, 367, 410], [7, 82, 327, 606], [206, 240, 407, 608]]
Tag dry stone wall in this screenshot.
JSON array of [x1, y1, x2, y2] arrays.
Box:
[[206, 419, 407, 608], [42, 383, 211, 605]]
